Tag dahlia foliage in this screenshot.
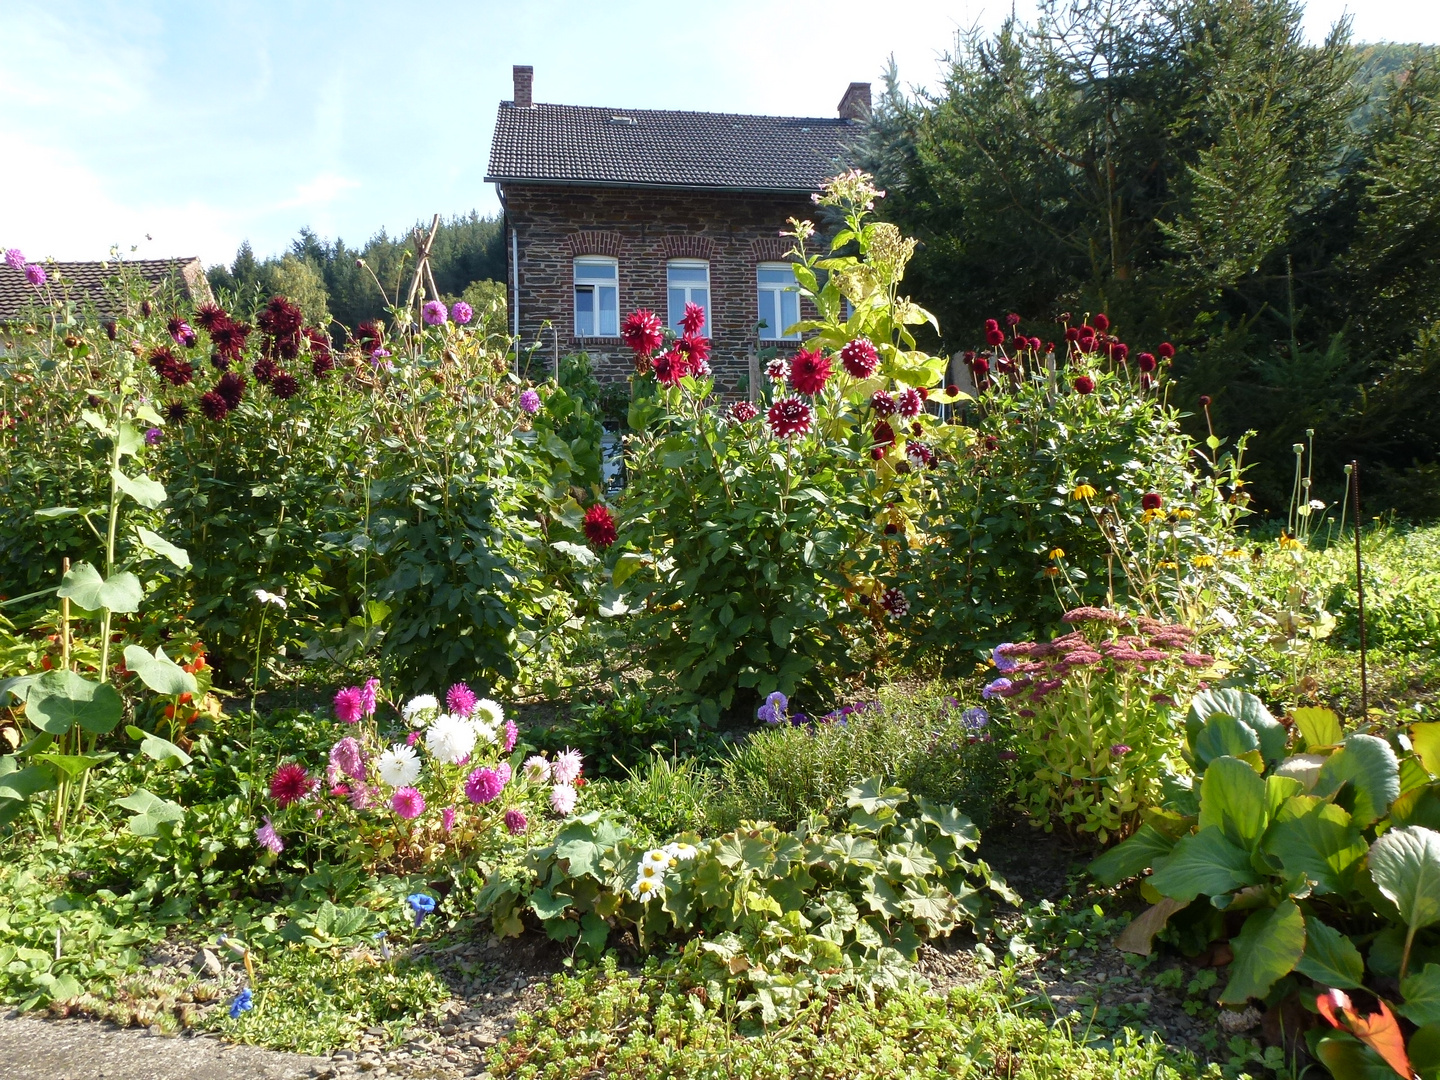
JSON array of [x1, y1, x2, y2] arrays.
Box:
[[256, 679, 584, 863]]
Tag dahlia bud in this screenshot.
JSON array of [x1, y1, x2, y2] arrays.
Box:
[[140, 299, 152, 317], [1199, 395, 1212, 407]]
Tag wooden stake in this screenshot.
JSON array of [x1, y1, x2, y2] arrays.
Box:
[[1351, 460, 1368, 716]]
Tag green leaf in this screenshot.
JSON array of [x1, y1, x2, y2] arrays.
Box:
[[32, 752, 111, 780], [1198, 756, 1269, 848], [1262, 797, 1367, 896], [1089, 824, 1177, 886], [34, 507, 81, 519], [1315, 1033, 1409, 1080], [529, 888, 570, 921], [1149, 826, 1261, 902], [1192, 715, 1260, 771], [122, 645, 197, 697], [1391, 785, 1440, 831], [114, 788, 185, 836], [111, 469, 166, 508], [612, 552, 647, 588], [116, 422, 144, 457], [1409, 1022, 1440, 1080], [1414, 723, 1440, 777], [56, 562, 144, 614], [550, 540, 598, 567], [1400, 965, 1440, 1026], [1370, 826, 1440, 935], [1115, 896, 1189, 955], [1219, 900, 1305, 1004], [1187, 688, 1286, 765], [1316, 735, 1401, 827], [126, 725, 192, 767], [1296, 917, 1365, 989], [1294, 707, 1344, 750], [845, 777, 908, 815], [0, 762, 59, 800], [25, 670, 124, 735], [134, 526, 190, 569]]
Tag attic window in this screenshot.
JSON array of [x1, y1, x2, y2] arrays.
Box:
[[610, 115, 636, 125]]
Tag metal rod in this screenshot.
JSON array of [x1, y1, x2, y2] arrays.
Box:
[[1351, 460, 1368, 716]]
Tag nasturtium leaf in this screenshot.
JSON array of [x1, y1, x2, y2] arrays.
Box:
[[110, 468, 166, 508], [1316, 735, 1401, 827], [56, 562, 144, 614], [32, 752, 111, 779], [1187, 688, 1286, 766], [126, 725, 192, 767], [114, 788, 185, 836], [1149, 827, 1261, 902], [1198, 756, 1269, 849], [122, 645, 197, 697], [1262, 799, 1367, 896], [1370, 826, 1440, 936], [25, 670, 123, 735], [0, 762, 59, 800], [1219, 900, 1306, 1004], [1192, 716, 1260, 772], [1293, 707, 1344, 750], [1400, 965, 1440, 1027], [1088, 824, 1176, 886], [134, 526, 190, 569], [1295, 917, 1365, 989]]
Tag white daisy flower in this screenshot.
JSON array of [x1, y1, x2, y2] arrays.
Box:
[[663, 842, 698, 861], [375, 744, 421, 789], [425, 713, 477, 765], [254, 589, 287, 609], [402, 695, 440, 727], [632, 876, 664, 903], [643, 848, 670, 868]]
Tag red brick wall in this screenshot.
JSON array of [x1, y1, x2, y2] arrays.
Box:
[[501, 183, 818, 389]]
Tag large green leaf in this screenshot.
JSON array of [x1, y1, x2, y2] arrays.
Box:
[[1370, 826, 1440, 935], [1198, 756, 1268, 849], [134, 527, 190, 569], [1295, 917, 1365, 989], [1192, 715, 1260, 771], [1400, 965, 1440, 1026], [1262, 798, 1367, 895], [25, 670, 124, 735], [32, 752, 111, 780], [1413, 723, 1440, 778], [1149, 826, 1261, 902], [0, 761, 59, 800], [1219, 900, 1306, 1004], [122, 645, 197, 697], [1316, 735, 1401, 827], [114, 788, 184, 836], [1088, 824, 1176, 886], [1187, 688, 1286, 765], [1315, 1033, 1413, 1080], [1392, 785, 1440, 831], [111, 468, 166, 508], [1410, 1022, 1440, 1080], [56, 562, 144, 614], [125, 725, 192, 768], [1293, 707, 1344, 751]]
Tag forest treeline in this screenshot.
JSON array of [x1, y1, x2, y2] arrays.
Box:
[[864, 0, 1440, 516]]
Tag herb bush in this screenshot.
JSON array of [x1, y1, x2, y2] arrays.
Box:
[[526, 684, 721, 779], [706, 683, 1004, 832]]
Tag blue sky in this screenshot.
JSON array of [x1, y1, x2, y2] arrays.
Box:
[[2, 0, 1436, 268]]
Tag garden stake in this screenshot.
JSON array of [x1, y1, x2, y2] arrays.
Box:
[[1351, 460, 1368, 716]]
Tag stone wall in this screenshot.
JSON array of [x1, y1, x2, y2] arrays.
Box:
[[501, 183, 819, 390]]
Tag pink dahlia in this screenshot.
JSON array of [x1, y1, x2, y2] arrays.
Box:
[[447, 682, 477, 717], [788, 347, 832, 396], [840, 338, 879, 378], [502, 719, 518, 754], [766, 396, 813, 439], [269, 763, 314, 808], [442, 806, 457, 832], [583, 504, 617, 548], [334, 686, 364, 724], [391, 786, 426, 819], [451, 301, 473, 325], [4, 248, 25, 271], [329, 736, 366, 781], [504, 808, 529, 835], [680, 301, 706, 336], [422, 300, 447, 326], [621, 309, 664, 358], [465, 766, 506, 804], [549, 784, 577, 815], [24, 263, 46, 287], [896, 388, 923, 419], [256, 815, 284, 854], [551, 748, 583, 786]]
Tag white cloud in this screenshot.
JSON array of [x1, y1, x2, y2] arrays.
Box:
[[284, 172, 362, 209]]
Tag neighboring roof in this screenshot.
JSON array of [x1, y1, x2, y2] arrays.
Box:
[[0, 258, 210, 323], [486, 102, 861, 192]]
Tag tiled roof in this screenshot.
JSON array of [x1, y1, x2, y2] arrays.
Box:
[[0, 258, 209, 323], [486, 102, 861, 192]]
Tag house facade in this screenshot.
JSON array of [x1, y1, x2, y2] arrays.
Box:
[[485, 66, 866, 390]]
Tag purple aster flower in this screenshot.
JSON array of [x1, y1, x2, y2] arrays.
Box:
[[451, 301, 473, 325], [144, 427, 163, 445], [465, 766, 506, 804], [981, 678, 1013, 700], [446, 682, 477, 717], [518, 389, 541, 414], [961, 707, 989, 730], [502, 719, 518, 754], [171, 321, 197, 347], [504, 808, 529, 835], [992, 644, 1019, 673], [5, 248, 26, 271], [24, 263, 46, 287], [256, 814, 284, 854], [422, 299, 447, 326]]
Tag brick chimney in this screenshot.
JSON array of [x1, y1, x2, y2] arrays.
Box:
[[513, 65, 534, 108], [838, 82, 871, 121]]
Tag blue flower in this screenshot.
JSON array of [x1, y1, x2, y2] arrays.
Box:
[[374, 930, 391, 960], [992, 645, 1019, 673], [961, 707, 990, 730], [756, 691, 788, 725], [982, 678, 1013, 700], [229, 988, 253, 1019], [407, 893, 437, 928]]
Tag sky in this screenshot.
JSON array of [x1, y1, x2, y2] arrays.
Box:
[[2, 0, 1437, 270]]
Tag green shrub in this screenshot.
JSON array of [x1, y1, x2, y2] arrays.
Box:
[[528, 686, 720, 778], [707, 683, 1005, 832], [590, 753, 715, 841]]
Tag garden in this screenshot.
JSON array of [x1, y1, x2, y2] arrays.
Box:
[[2, 171, 1440, 1080]]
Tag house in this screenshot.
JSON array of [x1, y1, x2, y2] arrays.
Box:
[[485, 66, 867, 389], [0, 257, 211, 325]]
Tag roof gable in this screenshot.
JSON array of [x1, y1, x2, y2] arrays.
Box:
[[486, 102, 861, 192], [0, 258, 208, 323]]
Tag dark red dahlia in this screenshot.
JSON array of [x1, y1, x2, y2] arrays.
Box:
[[946, 383, 960, 396], [253, 357, 279, 384], [680, 301, 706, 336], [583, 504, 617, 548], [1065, 326, 1080, 342], [871, 447, 886, 460], [880, 587, 909, 618], [355, 319, 384, 356], [971, 356, 990, 376], [1030, 336, 1042, 351], [1092, 313, 1110, 332], [270, 372, 300, 399], [304, 326, 331, 362], [1111, 342, 1129, 363], [906, 441, 935, 468], [1199, 394, 1212, 407], [870, 390, 897, 416], [1141, 492, 1163, 511], [216, 371, 246, 409], [103, 320, 118, 341], [985, 328, 1005, 346], [1005, 313, 1021, 326], [621, 309, 664, 357], [269, 762, 314, 808], [789, 348, 832, 395], [984, 318, 999, 334], [140, 299, 153, 317], [872, 420, 895, 446], [896, 387, 923, 419], [194, 303, 229, 332], [210, 317, 251, 363], [677, 332, 711, 365], [312, 352, 336, 379], [1078, 326, 1096, 349], [840, 337, 879, 378], [199, 390, 230, 421], [258, 296, 304, 359], [651, 349, 690, 386], [729, 400, 758, 422], [165, 401, 189, 424], [1158, 342, 1175, 359], [1074, 375, 1096, 395], [1137, 352, 1156, 372], [767, 396, 813, 438]]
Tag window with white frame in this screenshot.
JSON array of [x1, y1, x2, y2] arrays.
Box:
[[573, 257, 619, 337], [666, 259, 710, 335], [756, 262, 800, 340]]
